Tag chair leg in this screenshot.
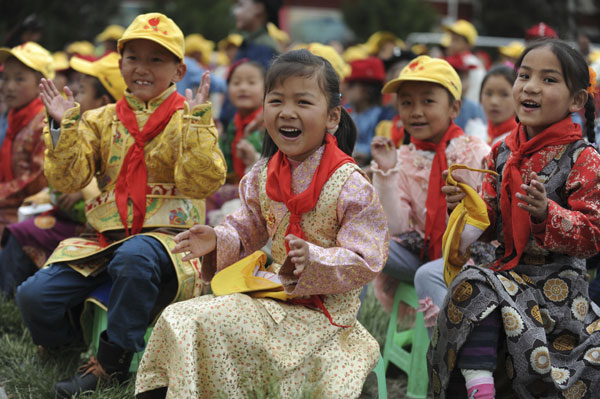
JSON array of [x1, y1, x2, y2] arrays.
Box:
[[406, 311, 429, 399], [373, 356, 388, 399]]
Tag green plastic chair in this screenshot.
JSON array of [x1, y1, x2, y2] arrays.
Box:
[[372, 355, 388, 399], [382, 281, 430, 399]]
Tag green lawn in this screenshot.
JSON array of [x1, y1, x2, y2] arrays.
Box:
[[0, 284, 413, 398]]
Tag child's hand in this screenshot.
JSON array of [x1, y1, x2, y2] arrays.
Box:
[[186, 71, 210, 108], [172, 224, 217, 261], [441, 170, 467, 211], [39, 78, 74, 122], [285, 234, 309, 277], [516, 172, 548, 223], [243, 111, 264, 137], [370, 136, 397, 172], [236, 139, 260, 166]]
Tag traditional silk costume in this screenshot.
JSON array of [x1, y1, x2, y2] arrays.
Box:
[[136, 141, 389, 398], [429, 118, 600, 398]]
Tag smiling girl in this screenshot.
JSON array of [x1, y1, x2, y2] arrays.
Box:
[[135, 49, 389, 399]]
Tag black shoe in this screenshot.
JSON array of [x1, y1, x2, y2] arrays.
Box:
[[53, 331, 133, 398], [136, 387, 168, 399]]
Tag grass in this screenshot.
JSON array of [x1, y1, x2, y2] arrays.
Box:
[[0, 284, 413, 398]]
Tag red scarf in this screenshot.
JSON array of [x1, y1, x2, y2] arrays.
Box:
[[487, 117, 517, 144], [114, 91, 186, 235], [390, 115, 404, 148], [232, 107, 262, 178], [266, 134, 355, 252], [493, 117, 581, 271], [0, 97, 44, 182], [411, 122, 464, 260]]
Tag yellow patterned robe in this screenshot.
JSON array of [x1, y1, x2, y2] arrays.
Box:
[[42, 85, 226, 302], [136, 147, 389, 398]]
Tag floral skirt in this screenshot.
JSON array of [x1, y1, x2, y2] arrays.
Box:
[[428, 259, 600, 399]]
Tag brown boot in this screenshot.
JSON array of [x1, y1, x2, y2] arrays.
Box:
[[53, 331, 133, 398]]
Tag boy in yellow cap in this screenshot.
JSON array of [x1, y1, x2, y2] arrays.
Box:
[[369, 55, 489, 333], [16, 13, 226, 397], [0, 42, 53, 238], [0, 54, 125, 298]]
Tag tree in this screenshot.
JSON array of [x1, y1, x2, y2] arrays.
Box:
[[341, 0, 439, 43], [147, 0, 235, 42], [0, 1, 121, 51]]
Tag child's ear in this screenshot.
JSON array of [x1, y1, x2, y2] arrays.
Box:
[[449, 98, 461, 120], [569, 89, 588, 113], [99, 94, 112, 107], [326, 105, 342, 131], [171, 62, 187, 83]]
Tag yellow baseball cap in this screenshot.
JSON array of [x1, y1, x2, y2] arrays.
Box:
[[0, 42, 54, 79], [96, 24, 125, 42], [218, 33, 243, 52], [499, 41, 525, 59], [70, 52, 126, 101], [267, 22, 290, 45], [444, 19, 478, 47], [382, 55, 462, 100], [66, 41, 96, 56], [342, 44, 370, 63], [185, 34, 214, 65], [118, 13, 184, 61], [365, 31, 405, 55], [52, 51, 70, 72], [306, 42, 351, 80]]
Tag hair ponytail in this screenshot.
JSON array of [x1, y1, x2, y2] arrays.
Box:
[[584, 96, 596, 144], [334, 107, 357, 157]]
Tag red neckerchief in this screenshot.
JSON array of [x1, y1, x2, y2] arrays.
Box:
[[266, 134, 355, 253], [232, 106, 262, 178], [487, 117, 517, 144], [390, 115, 404, 148], [114, 90, 186, 235], [410, 122, 464, 260], [493, 117, 581, 271], [0, 97, 44, 182]]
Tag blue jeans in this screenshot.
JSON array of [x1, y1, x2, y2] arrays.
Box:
[[0, 234, 38, 298], [16, 235, 175, 352]]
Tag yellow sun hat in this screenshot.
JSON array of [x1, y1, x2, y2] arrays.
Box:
[[218, 33, 244, 52], [365, 31, 405, 55], [443, 19, 478, 47], [0, 41, 55, 79], [96, 24, 125, 42], [66, 41, 96, 56], [267, 22, 290, 45], [211, 251, 291, 301], [499, 41, 525, 59], [69, 52, 126, 101], [52, 51, 70, 72], [382, 55, 462, 100], [118, 13, 184, 60], [185, 33, 215, 65], [306, 42, 351, 80], [342, 44, 370, 63], [442, 164, 498, 286]]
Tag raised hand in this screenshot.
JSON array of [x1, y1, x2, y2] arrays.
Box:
[[185, 71, 210, 108], [285, 234, 309, 277], [236, 139, 260, 167], [172, 224, 217, 261], [39, 78, 74, 122], [516, 172, 548, 223], [370, 136, 397, 172]]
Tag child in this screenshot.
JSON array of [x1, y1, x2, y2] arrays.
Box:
[[343, 56, 391, 166], [0, 52, 125, 298], [480, 65, 517, 145], [429, 39, 600, 398], [15, 13, 226, 398], [135, 49, 389, 399], [0, 42, 52, 238], [207, 59, 265, 218], [370, 56, 489, 322]]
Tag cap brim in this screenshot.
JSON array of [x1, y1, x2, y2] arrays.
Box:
[[382, 76, 450, 94], [69, 56, 96, 77], [118, 36, 182, 60], [0, 47, 55, 79]]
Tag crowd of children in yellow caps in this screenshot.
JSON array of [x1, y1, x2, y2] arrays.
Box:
[[0, 4, 600, 399]]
